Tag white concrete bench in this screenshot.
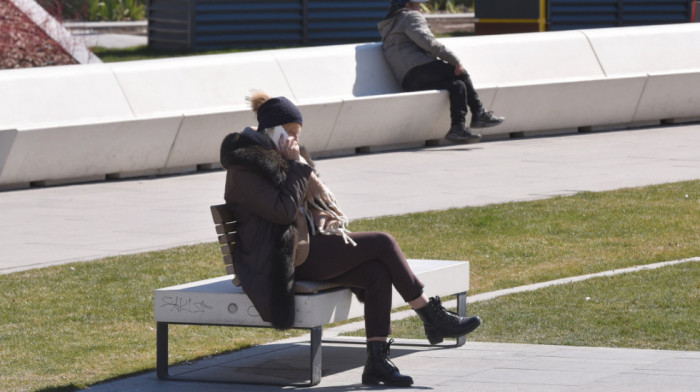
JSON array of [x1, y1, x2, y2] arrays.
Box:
[[154, 260, 470, 385], [152, 204, 471, 385]]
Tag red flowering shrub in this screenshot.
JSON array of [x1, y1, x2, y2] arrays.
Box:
[[0, 0, 78, 69]]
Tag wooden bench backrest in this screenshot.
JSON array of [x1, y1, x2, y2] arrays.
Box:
[[210, 204, 239, 282], [209, 204, 343, 293]]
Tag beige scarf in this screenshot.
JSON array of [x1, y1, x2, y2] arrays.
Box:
[[300, 157, 357, 247]]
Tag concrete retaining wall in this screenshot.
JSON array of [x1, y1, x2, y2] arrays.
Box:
[[1, 23, 699, 188]]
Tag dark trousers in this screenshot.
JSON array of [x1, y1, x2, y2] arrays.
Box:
[[402, 60, 483, 127], [295, 231, 425, 338]]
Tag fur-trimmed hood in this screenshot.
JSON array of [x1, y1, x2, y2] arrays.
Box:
[[220, 127, 288, 186]]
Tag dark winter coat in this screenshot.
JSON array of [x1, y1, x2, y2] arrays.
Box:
[[220, 127, 314, 329]]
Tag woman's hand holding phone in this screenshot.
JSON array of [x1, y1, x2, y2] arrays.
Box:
[[269, 126, 299, 161], [279, 135, 300, 161], [267, 126, 289, 148]]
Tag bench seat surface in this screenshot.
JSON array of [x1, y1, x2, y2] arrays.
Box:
[[154, 259, 469, 328]]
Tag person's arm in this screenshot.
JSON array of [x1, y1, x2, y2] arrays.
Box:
[[404, 12, 461, 67], [231, 161, 313, 225]]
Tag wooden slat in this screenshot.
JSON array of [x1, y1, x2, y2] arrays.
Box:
[[211, 204, 239, 276], [217, 233, 235, 245], [220, 244, 232, 256], [210, 204, 235, 224], [215, 222, 236, 235], [208, 204, 349, 295]]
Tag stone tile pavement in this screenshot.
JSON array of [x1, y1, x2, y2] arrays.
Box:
[[86, 337, 700, 391]]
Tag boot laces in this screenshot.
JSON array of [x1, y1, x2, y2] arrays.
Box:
[[431, 296, 460, 324], [475, 109, 500, 121], [383, 338, 399, 369]]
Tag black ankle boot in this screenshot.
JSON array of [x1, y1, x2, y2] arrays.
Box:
[[362, 339, 413, 387], [415, 296, 482, 345], [445, 124, 481, 144], [470, 109, 505, 128]]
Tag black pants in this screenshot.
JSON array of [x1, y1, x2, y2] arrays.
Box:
[[402, 60, 483, 127], [295, 232, 425, 338]]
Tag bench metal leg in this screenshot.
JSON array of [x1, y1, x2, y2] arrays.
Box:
[[156, 322, 169, 379], [155, 322, 322, 386], [455, 291, 467, 347], [309, 326, 323, 386]]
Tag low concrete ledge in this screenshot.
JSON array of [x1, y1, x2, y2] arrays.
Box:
[[325, 92, 449, 152], [0, 116, 182, 186], [634, 70, 700, 123], [165, 110, 247, 170], [108, 52, 292, 116], [1, 24, 699, 188], [0, 130, 19, 190], [0, 64, 133, 130], [274, 42, 401, 102], [486, 76, 647, 136], [584, 23, 700, 77], [446, 30, 606, 88]]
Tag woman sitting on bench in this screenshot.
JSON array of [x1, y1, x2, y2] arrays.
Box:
[[220, 91, 481, 387]]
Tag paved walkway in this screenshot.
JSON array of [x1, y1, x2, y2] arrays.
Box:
[[86, 338, 700, 391], [2, 125, 699, 274], [64, 21, 148, 49], [2, 124, 699, 391]]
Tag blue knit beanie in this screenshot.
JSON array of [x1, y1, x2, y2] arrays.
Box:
[[256, 97, 303, 130]]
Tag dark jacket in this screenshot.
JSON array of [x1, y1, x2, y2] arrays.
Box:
[[220, 127, 314, 329]]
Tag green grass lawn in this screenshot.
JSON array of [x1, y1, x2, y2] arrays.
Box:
[[0, 180, 698, 391], [350, 180, 700, 294], [356, 261, 700, 351], [465, 260, 700, 350]]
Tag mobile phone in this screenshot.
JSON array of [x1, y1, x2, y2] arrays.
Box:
[[265, 126, 290, 149]]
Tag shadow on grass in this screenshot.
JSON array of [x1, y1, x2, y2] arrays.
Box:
[[35, 386, 82, 392]]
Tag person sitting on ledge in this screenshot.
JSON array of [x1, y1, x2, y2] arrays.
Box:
[[378, 0, 505, 144]]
